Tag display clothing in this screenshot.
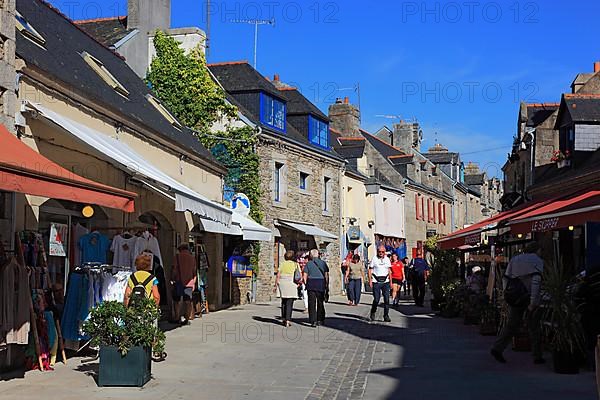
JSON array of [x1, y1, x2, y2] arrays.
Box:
[[175, 250, 197, 288], [78, 231, 110, 264], [110, 234, 137, 268], [278, 260, 299, 299], [72, 223, 89, 267], [0, 258, 31, 345], [134, 231, 162, 266]]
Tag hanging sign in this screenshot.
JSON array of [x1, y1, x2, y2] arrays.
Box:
[[49, 223, 68, 257], [231, 193, 251, 217]]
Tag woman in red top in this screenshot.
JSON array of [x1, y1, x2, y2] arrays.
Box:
[[390, 253, 405, 306]]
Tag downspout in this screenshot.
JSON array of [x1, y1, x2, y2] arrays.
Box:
[[451, 181, 458, 231]]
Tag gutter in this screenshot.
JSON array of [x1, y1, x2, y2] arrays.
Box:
[[111, 29, 139, 50]]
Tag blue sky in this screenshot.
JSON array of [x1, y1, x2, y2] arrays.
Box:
[[50, 0, 600, 177]]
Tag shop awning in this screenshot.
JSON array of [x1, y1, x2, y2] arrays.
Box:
[[0, 123, 136, 212], [276, 219, 338, 240], [438, 198, 554, 250], [198, 217, 242, 236], [28, 102, 232, 227], [508, 189, 600, 234], [232, 213, 272, 241]]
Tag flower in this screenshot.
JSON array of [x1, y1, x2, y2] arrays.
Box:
[[551, 150, 571, 163]]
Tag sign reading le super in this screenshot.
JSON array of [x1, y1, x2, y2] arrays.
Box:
[[531, 217, 559, 233]]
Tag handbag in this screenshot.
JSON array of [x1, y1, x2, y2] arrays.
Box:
[[293, 266, 303, 284], [374, 275, 388, 283]]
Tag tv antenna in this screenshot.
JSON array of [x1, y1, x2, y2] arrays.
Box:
[[336, 83, 361, 120], [376, 114, 403, 122], [229, 18, 275, 69]]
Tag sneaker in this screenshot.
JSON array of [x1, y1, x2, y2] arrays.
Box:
[[383, 315, 391, 322], [310, 322, 317, 328], [490, 349, 506, 364], [369, 313, 376, 321]]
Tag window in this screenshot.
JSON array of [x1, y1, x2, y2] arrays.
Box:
[[16, 11, 45, 46], [308, 116, 329, 149], [427, 198, 432, 222], [421, 197, 425, 221], [274, 162, 284, 202], [300, 172, 309, 190], [433, 200, 437, 224], [260, 92, 286, 132], [323, 177, 331, 212], [146, 94, 182, 129], [81, 51, 129, 97], [438, 202, 443, 225], [415, 194, 421, 220]]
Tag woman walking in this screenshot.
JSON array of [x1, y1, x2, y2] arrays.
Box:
[[390, 253, 405, 306], [344, 254, 365, 306], [274, 250, 300, 327]]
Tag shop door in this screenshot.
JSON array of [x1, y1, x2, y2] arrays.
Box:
[[39, 212, 71, 294]]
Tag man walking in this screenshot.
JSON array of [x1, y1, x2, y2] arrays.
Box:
[[369, 245, 392, 322], [303, 249, 329, 327], [411, 254, 430, 307], [491, 242, 545, 364]]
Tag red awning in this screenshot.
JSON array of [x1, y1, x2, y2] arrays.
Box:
[[508, 189, 600, 234], [0, 124, 136, 212], [438, 198, 553, 250]]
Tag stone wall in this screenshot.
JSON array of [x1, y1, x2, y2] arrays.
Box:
[[254, 135, 343, 302], [0, 0, 15, 131]]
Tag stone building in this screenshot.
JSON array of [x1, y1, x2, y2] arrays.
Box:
[[209, 64, 344, 302], [0, 0, 15, 130]]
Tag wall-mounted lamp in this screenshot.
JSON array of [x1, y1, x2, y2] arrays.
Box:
[[364, 177, 381, 195], [568, 226, 574, 231], [517, 233, 523, 239], [348, 217, 357, 225], [367, 220, 375, 228], [82, 205, 94, 218]]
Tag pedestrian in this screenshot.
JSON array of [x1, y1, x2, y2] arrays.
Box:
[[390, 253, 405, 306], [402, 257, 411, 296], [466, 266, 485, 294], [274, 250, 300, 327], [342, 251, 353, 304], [411, 253, 430, 307], [368, 245, 392, 322], [303, 249, 329, 327], [124, 254, 160, 307], [344, 254, 365, 306], [491, 242, 545, 364], [171, 244, 197, 325], [297, 252, 309, 313]]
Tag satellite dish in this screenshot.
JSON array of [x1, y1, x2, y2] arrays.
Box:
[[231, 193, 251, 217]]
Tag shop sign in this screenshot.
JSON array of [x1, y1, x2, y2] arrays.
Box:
[[231, 193, 250, 217], [49, 223, 68, 257], [347, 225, 361, 241], [531, 217, 559, 233], [464, 233, 481, 245]]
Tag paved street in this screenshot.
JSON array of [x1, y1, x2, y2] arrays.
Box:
[[0, 294, 596, 400]]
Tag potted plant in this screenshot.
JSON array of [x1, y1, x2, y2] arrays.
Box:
[[551, 150, 571, 168], [541, 261, 586, 374], [83, 297, 165, 387], [425, 237, 460, 311]]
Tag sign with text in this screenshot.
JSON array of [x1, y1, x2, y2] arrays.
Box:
[[49, 223, 68, 257], [531, 217, 559, 232]]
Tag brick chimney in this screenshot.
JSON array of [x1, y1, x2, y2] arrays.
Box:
[[328, 98, 361, 137], [595, 61, 600, 73], [128, 0, 171, 32]]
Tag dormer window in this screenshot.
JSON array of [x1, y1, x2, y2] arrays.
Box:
[[260, 93, 286, 132], [81, 51, 129, 98], [308, 116, 329, 149], [16, 11, 45, 47], [146, 94, 182, 129]]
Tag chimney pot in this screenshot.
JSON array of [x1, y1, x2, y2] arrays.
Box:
[[274, 74, 280, 81], [344, 96, 349, 104], [595, 61, 600, 73], [335, 97, 343, 104]]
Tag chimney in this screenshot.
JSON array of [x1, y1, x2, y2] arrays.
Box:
[[392, 121, 422, 153], [595, 61, 600, 73], [128, 0, 171, 32], [328, 98, 361, 138], [273, 74, 280, 82]]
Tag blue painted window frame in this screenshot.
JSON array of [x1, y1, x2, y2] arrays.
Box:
[[308, 115, 329, 149], [260, 92, 286, 133]]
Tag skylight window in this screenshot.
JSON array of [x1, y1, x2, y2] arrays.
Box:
[[146, 94, 182, 129], [81, 51, 129, 97], [15, 11, 45, 46]]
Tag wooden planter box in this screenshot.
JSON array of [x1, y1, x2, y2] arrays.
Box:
[[98, 346, 151, 387]]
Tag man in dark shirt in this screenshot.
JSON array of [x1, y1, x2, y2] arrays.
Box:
[[411, 255, 430, 307], [303, 249, 329, 327]]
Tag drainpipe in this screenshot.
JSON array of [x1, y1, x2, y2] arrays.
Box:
[[451, 181, 458, 231]]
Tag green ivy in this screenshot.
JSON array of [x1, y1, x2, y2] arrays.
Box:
[[146, 31, 264, 271]]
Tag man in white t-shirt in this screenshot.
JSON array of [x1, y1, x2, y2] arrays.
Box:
[[368, 245, 392, 322]]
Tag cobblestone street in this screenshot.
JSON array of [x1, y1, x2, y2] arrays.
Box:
[[0, 295, 596, 400]]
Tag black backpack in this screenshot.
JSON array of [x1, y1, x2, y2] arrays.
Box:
[[504, 276, 529, 307], [129, 273, 154, 305]]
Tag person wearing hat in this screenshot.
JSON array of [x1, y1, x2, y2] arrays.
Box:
[[466, 266, 485, 294], [124, 254, 160, 307]]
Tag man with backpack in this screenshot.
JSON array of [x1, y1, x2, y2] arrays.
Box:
[[124, 254, 161, 307], [491, 242, 544, 364]]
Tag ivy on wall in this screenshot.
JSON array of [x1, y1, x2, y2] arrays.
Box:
[[146, 31, 264, 268]]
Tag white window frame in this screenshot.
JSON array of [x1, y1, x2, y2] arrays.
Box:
[[16, 11, 45, 47], [146, 94, 182, 129], [81, 51, 129, 98]]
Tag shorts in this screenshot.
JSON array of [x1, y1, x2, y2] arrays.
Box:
[[174, 286, 193, 301], [392, 278, 403, 285]]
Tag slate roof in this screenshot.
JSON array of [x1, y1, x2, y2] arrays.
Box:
[[74, 16, 133, 47], [525, 103, 559, 127], [277, 88, 328, 120], [360, 129, 406, 159], [423, 152, 459, 164], [17, 0, 217, 164], [208, 62, 285, 100], [209, 62, 342, 162], [464, 174, 485, 185], [560, 94, 600, 123]]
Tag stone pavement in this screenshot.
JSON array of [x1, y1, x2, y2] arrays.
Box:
[[0, 294, 596, 400]]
